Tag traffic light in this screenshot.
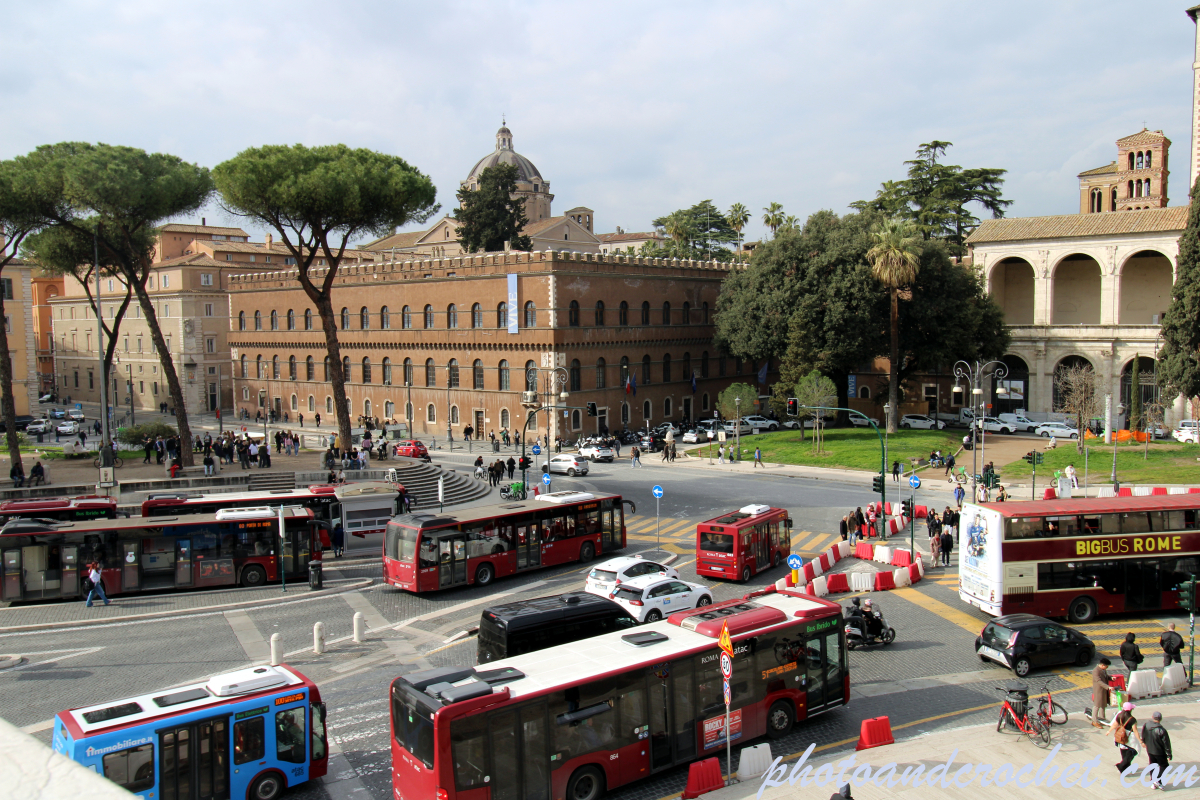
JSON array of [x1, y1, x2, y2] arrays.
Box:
[[586, 402, 598, 417], [872, 474, 884, 494], [518, 456, 531, 472], [901, 499, 912, 517], [1179, 578, 1197, 613], [1023, 451, 1035, 465], [987, 473, 1000, 489], [786, 398, 799, 417], [1035, 453, 1044, 465]]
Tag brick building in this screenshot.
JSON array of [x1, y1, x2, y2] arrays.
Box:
[[31, 271, 63, 395]]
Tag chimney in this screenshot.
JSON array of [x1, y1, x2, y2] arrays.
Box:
[[265, 233, 273, 248], [202, 217, 206, 226]]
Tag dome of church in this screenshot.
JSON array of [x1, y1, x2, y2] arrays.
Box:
[[465, 124, 544, 184]]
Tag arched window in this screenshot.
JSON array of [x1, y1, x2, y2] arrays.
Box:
[[290, 394, 297, 411], [385, 400, 394, 418], [1128, 180, 1134, 198], [326, 396, 334, 413], [663, 353, 672, 382], [405, 401, 413, 421], [448, 359, 459, 388], [568, 300, 580, 327], [1112, 188, 1118, 210], [525, 360, 537, 391], [286, 309, 295, 330], [1145, 179, 1152, 196], [524, 301, 537, 327], [702, 302, 709, 324], [641, 301, 650, 325], [643, 399, 651, 421], [426, 403, 436, 423], [496, 302, 507, 328], [403, 358, 413, 386], [471, 303, 482, 328], [360, 307, 370, 330], [1128, 152, 1135, 170], [272, 356, 280, 379], [340, 307, 350, 329], [254, 311, 262, 331], [304, 309, 313, 330], [380, 306, 390, 329], [662, 302, 671, 325], [702, 392, 709, 411], [382, 358, 392, 385], [642, 355, 652, 385], [238, 311, 246, 331], [424, 305, 434, 328], [701, 351, 709, 378], [682, 302, 691, 324], [1137, 152, 1144, 169], [256, 355, 264, 378], [342, 356, 351, 381], [594, 301, 605, 326], [1146, 151, 1153, 169], [308, 395, 315, 412], [682, 352, 691, 380], [306, 356, 314, 381], [619, 356, 630, 385], [288, 356, 297, 380], [859, 386, 870, 399], [568, 359, 581, 392], [364, 399, 371, 417], [1135, 181, 1142, 198], [500, 408, 510, 428], [571, 409, 581, 430], [323, 357, 330, 381], [425, 358, 436, 387], [595, 358, 606, 389], [402, 306, 411, 329], [450, 405, 460, 425], [621, 402, 629, 424], [270, 310, 278, 330], [473, 359, 484, 389], [619, 301, 629, 326], [447, 304, 458, 329], [498, 360, 510, 390], [240, 355, 247, 378], [664, 398, 672, 418], [361, 357, 372, 384]]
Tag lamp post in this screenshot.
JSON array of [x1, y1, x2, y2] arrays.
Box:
[[127, 364, 135, 426], [521, 365, 569, 488], [953, 359, 1008, 500], [735, 396, 741, 461], [1112, 402, 1126, 490], [883, 401, 892, 476]]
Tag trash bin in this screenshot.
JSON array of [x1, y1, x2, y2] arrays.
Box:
[[308, 561, 323, 591]]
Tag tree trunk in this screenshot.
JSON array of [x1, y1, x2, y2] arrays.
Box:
[[0, 287, 21, 472], [131, 277, 194, 466], [887, 288, 899, 434], [314, 293, 353, 451]]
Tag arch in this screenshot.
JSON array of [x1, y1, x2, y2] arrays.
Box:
[[661, 301, 671, 325], [989, 257, 1036, 325], [702, 302, 709, 324], [1119, 249, 1173, 323], [702, 392, 710, 412], [323, 357, 330, 381], [682, 302, 691, 324], [621, 402, 630, 424], [288, 355, 297, 380], [361, 357, 372, 384], [304, 309, 313, 330], [992, 354, 1030, 415], [364, 399, 372, 417], [342, 356, 351, 381], [1111, 188, 1117, 210], [270, 310, 278, 330], [641, 301, 650, 325], [447, 304, 458, 329], [425, 358, 436, 387], [471, 303, 482, 328], [308, 395, 315, 412], [360, 306, 370, 330], [594, 301, 605, 326], [382, 357, 392, 385], [643, 399, 652, 421], [286, 309, 295, 330], [272, 356, 280, 379], [859, 385, 870, 399], [525, 360, 537, 391], [619, 356, 630, 386], [424, 305, 434, 328], [500, 408, 510, 428], [641, 354, 652, 385], [498, 360, 510, 391], [568, 300, 580, 327], [571, 409, 581, 430], [569, 359, 581, 392], [496, 302, 507, 328], [426, 403, 436, 423], [403, 358, 413, 387], [254, 310, 262, 330], [595, 357, 606, 389], [238, 311, 246, 331], [380, 306, 390, 329], [473, 359, 484, 390], [682, 352, 691, 381], [340, 307, 350, 330], [450, 405, 460, 425], [1129, 152, 1135, 170], [448, 358, 460, 388], [1051, 355, 1095, 412], [1136, 152, 1144, 170], [619, 301, 629, 326], [1128, 180, 1134, 198], [1121, 355, 1159, 422], [291, 394, 297, 411], [1146, 151, 1153, 169], [1051, 254, 1102, 324], [663, 353, 672, 382], [385, 400, 394, 418], [524, 301, 537, 328], [701, 351, 709, 378], [240, 355, 248, 378], [306, 356, 314, 381], [402, 305, 412, 329], [664, 397, 672, 418]]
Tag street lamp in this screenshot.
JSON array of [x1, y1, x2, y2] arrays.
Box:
[[883, 402, 892, 474], [953, 359, 1008, 500], [520, 365, 569, 489], [1112, 402, 1126, 490], [735, 396, 741, 461]]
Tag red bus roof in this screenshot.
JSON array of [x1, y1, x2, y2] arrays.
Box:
[[975, 493, 1200, 518], [0, 496, 117, 511], [392, 492, 623, 528], [697, 504, 786, 529], [3, 505, 314, 535]]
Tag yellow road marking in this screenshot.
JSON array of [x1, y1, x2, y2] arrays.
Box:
[[890, 586, 985, 636]]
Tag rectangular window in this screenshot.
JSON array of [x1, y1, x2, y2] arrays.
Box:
[[1, 278, 12, 300], [162, 275, 170, 288], [148, 276, 154, 288], [107, 279, 114, 292], [451, 714, 489, 791], [102, 743, 155, 792], [139, 381, 144, 392], [284, 257, 296, 265], [206, 338, 216, 353], [163, 304, 169, 317], [249, 255, 256, 263], [275, 707, 306, 763], [226, 254, 233, 262], [88, 372, 94, 389], [137, 338, 142, 353], [205, 303, 214, 316], [153, 381, 158, 394], [201, 273, 213, 286], [233, 717, 265, 765]]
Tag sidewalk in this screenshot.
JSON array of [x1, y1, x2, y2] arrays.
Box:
[[710, 696, 1198, 800]]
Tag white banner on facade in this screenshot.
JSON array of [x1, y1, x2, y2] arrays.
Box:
[[506, 274, 519, 333]]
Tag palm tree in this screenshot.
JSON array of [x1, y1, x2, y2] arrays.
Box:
[[762, 202, 784, 237], [866, 218, 921, 434], [782, 214, 799, 232], [663, 211, 691, 255], [728, 202, 750, 251]]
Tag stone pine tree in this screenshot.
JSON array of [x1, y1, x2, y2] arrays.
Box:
[[215, 144, 439, 451], [454, 163, 531, 253], [1158, 176, 1200, 406]]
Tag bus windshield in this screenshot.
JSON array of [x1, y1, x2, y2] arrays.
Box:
[[699, 532, 733, 553], [385, 522, 419, 562], [391, 685, 435, 768]]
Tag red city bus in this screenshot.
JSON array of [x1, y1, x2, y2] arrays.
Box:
[[0, 506, 322, 602], [0, 496, 119, 524], [389, 588, 847, 800], [959, 494, 1200, 623], [142, 481, 399, 537], [696, 504, 793, 582], [383, 491, 631, 592]]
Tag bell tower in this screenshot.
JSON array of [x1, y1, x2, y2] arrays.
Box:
[[1187, 5, 1200, 191]]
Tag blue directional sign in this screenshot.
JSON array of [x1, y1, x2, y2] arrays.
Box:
[[542, 473, 552, 485], [652, 485, 664, 499], [786, 554, 804, 570], [909, 475, 921, 489], [531, 444, 542, 455]]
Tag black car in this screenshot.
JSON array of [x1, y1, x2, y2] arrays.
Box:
[[0, 415, 35, 432], [975, 614, 1094, 677], [638, 433, 666, 452]]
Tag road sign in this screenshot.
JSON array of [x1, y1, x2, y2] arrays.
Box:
[[542, 473, 552, 486], [909, 475, 921, 489], [786, 554, 803, 570], [718, 430, 727, 442], [75, 403, 82, 410], [719, 652, 732, 679], [718, 620, 734, 658], [722, 680, 731, 706], [652, 485, 663, 499], [532, 444, 542, 455]]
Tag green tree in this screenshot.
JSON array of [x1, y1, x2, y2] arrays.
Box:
[[453, 163, 530, 253], [1129, 355, 1142, 432], [717, 382, 758, 422], [867, 219, 921, 433], [1159, 177, 1200, 404], [762, 202, 784, 237], [214, 143, 438, 450], [647, 200, 737, 260], [12, 143, 210, 465], [794, 370, 837, 452], [727, 202, 750, 252]]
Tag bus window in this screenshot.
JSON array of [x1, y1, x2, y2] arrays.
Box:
[[579, 509, 601, 536], [391, 689, 435, 768], [1080, 514, 1118, 536], [234, 716, 265, 764], [276, 707, 307, 764], [616, 674, 646, 747], [673, 658, 696, 761], [700, 532, 733, 553], [464, 523, 507, 557], [311, 703, 327, 762], [520, 702, 549, 800], [489, 710, 519, 800], [1038, 560, 1125, 592], [451, 714, 488, 790], [1120, 513, 1153, 534], [1005, 519, 1040, 540], [418, 538, 438, 569], [552, 680, 618, 759], [102, 743, 155, 793]]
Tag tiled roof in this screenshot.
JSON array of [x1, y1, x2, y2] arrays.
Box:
[[967, 206, 1190, 244], [598, 231, 662, 243], [1077, 161, 1117, 177], [1116, 128, 1169, 146], [524, 216, 568, 237], [189, 240, 376, 260], [152, 254, 233, 268], [360, 230, 426, 250], [159, 223, 249, 237]]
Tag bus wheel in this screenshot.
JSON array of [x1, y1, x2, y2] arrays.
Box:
[[475, 563, 495, 586], [250, 772, 284, 800], [579, 541, 595, 563], [741, 566, 751, 582], [241, 565, 267, 588], [566, 765, 605, 800], [766, 700, 794, 739], [1067, 597, 1096, 624], [772, 552, 781, 569]]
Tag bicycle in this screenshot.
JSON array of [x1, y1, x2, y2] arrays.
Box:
[[995, 687, 1051, 747], [500, 482, 527, 501], [93, 455, 124, 469], [947, 466, 968, 485], [1034, 682, 1067, 726]]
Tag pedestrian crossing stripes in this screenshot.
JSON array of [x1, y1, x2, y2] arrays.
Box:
[[623, 519, 840, 555]]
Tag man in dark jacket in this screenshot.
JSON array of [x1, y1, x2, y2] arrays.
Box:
[[939, 529, 953, 566], [1141, 711, 1172, 790], [1119, 632, 1143, 675], [1160, 623, 1184, 667], [506, 457, 516, 479]]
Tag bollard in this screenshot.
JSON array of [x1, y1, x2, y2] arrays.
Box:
[[313, 621, 325, 655], [269, 633, 282, 666], [353, 611, 365, 643]]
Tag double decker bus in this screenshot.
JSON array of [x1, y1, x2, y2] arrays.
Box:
[[696, 504, 793, 582], [0, 506, 321, 602], [142, 481, 399, 538], [390, 588, 847, 800], [383, 491, 631, 592], [959, 494, 1200, 623], [0, 495, 119, 524], [53, 664, 327, 800]]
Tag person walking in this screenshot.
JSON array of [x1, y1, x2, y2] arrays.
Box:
[[506, 457, 516, 479], [892, 460, 901, 481], [754, 447, 764, 468], [943, 452, 956, 476], [1108, 702, 1142, 777], [1087, 657, 1112, 727], [315, 412, 321, 427], [630, 445, 641, 468], [953, 483, 965, 509], [839, 515, 848, 542], [203, 452, 215, 477], [331, 522, 345, 558], [143, 437, 154, 464], [1160, 623, 1184, 667], [930, 521, 941, 565], [854, 507, 865, 541], [1119, 632, 1144, 675], [939, 528, 953, 566], [1141, 711, 1173, 789], [84, 562, 109, 607], [717, 444, 726, 464]]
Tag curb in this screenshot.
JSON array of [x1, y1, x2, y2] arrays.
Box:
[[0, 577, 374, 633]]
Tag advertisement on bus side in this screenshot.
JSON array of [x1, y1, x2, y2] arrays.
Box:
[[702, 708, 742, 748], [958, 504, 1003, 615]]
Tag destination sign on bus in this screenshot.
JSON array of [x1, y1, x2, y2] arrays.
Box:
[[1076, 534, 1184, 556]]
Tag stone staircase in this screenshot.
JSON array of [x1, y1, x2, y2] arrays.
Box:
[[247, 472, 298, 491], [295, 460, 492, 510]]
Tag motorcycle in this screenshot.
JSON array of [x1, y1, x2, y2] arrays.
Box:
[[844, 605, 895, 649]]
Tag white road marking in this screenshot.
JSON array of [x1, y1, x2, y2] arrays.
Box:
[[392, 580, 548, 630], [222, 609, 270, 662]]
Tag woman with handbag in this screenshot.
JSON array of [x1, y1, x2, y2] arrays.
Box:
[[1119, 632, 1144, 675], [1109, 702, 1142, 775]]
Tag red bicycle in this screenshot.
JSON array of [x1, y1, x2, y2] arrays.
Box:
[[996, 687, 1051, 747], [1034, 681, 1067, 726]]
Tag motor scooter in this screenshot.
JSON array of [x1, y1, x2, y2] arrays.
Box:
[[844, 605, 896, 649]]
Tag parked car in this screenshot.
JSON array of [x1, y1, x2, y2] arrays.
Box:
[[608, 575, 713, 623], [722, 419, 752, 435], [638, 432, 666, 452], [67, 409, 86, 422], [56, 421, 80, 435], [1034, 421, 1080, 440], [974, 417, 1016, 434], [998, 413, 1038, 432], [681, 429, 704, 444], [542, 454, 589, 476], [393, 439, 431, 460], [696, 419, 721, 434], [899, 414, 946, 430], [26, 419, 50, 434], [0, 415, 34, 433], [38, 393, 53, 403], [584, 556, 679, 598], [975, 614, 1094, 677], [741, 415, 779, 431], [849, 415, 880, 428], [578, 444, 615, 462]]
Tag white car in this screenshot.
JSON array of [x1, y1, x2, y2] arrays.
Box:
[[578, 444, 614, 462], [900, 414, 945, 430], [681, 429, 703, 443], [1034, 422, 1080, 440], [608, 574, 713, 623], [56, 421, 79, 435], [26, 420, 50, 434], [541, 454, 589, 476], [67, 409, 86, 422], [1174, 424, 1199, 444], [849, 415, 880, 428], [741, 415, 779, 431], [975, 417, 1015, 435], [584, 556, 679, 598], [653, 423, 681, 438], [722, 419, 752, 435]]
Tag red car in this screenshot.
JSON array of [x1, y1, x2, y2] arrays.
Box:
[[393, 439, 431, 461]]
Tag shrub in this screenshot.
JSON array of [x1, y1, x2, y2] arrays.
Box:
[[116, 422, 178, 446]]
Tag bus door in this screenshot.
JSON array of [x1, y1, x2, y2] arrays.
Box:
[[804, 629, 845, 715], [122, 540, 140, 592], [175, 539, 193, 587], [282, 530, 312, 579], [2, 548, 21, 601], [328, 502, 342, 529], [61, 545, 79, 596], [158, 715, 230, 800], [752, 525, 768, 571], [21, 544, 48, 599], [437, 534, 468, 588], [649, 665, 673, 771], [1126, 560, 1161, 611], [515, 520, 540, 569]]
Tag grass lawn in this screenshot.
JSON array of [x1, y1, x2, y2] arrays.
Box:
[[999, 440, 1200, 486], [689, 427, 961, 472]]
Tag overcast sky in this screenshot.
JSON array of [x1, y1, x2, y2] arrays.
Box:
[[4, 1, 1196, 245]]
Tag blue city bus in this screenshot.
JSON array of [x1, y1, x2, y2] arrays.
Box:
[[52, 664, 328, 800]]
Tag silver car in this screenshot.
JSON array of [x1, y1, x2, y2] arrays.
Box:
[[542, 455, 590, 476]]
